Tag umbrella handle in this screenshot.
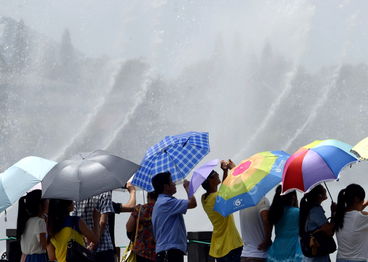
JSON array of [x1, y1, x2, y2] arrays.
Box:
[[323, 182, 333, 202]]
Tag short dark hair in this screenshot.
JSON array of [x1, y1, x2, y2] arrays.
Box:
[[201, 170, 216, 191], [147, 191, 158, 201], [152, 172, 171, 194]]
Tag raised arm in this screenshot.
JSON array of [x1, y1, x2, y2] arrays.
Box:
[[120, 183, 136, 212], [183, 180, 197, 209], [220, 160, 229, 182]]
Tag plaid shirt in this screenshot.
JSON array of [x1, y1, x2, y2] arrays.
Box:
[[73, 191, 114, 252]]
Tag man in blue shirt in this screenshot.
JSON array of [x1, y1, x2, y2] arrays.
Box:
[[152, 172, 197, 262]]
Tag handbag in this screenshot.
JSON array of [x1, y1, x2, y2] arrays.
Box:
[[67, 240, 97, 262], [300, 229, 336, 257], [66, 217, 97, 262], [121, 242, 136, 262], [121, 206, 142, 262]]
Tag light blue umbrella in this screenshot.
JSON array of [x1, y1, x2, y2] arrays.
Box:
[[132, 132, 210, 191], [0, 156, 57, 212]]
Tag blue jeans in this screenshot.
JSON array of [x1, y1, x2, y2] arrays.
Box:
[[217, 247, 243, 262]]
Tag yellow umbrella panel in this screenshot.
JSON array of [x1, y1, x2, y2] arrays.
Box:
[[351, 137, 368, 160]]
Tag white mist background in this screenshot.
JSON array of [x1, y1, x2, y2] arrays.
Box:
[[2, 1, 368, 260]]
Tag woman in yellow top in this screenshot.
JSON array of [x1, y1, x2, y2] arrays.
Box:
[[201, 160, 243, 262], [46, 199, 100, 262]]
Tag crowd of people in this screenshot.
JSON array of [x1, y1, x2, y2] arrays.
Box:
[[15, 159, 368, 262]]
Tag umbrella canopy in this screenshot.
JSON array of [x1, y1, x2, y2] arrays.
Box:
[[42, 150, 140, 201], [214, 151, 290, 217], [188, 159, 219, 197], [0, 156, 57, 212], [351, 137, 368, 160], [282, 139, 357, 194], [132, 131, 210, 191]]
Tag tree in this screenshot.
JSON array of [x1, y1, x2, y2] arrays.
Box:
[[11, 19, 30, 73], [58, 29, 79, 82], [0, 46, 7, 72], [41, 45, 58, 79]]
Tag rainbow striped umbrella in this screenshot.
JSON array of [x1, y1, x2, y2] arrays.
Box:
[[214, 151, 289, 216], [282, 139, 357, 194]]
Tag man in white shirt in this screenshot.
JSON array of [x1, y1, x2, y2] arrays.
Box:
[[239, 197, 272, 262]]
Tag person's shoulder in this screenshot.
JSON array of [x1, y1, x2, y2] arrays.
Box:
[[201, 193, 215, 205], [288, 206, 300, 215], [99, 191, 112, 198], [258, 197, 270, 211], [34, 216, 46, 223], [308, 206, 325, 219], [28, 216, 39, 222], [310, 205, 324, 213], [262, 197, 270, 206], [153, 195, 165, 206], [201, 193, 207, 202], [75, 198, 91, 210], [156, 194, 168, 201], [354, 210, 368, 220]]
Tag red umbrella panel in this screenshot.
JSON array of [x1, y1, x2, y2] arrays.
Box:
[[282, 139, 357, 194]]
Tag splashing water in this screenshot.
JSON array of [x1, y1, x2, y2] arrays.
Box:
[[52, 59, 124, 160], [104, 68, 155, 150]]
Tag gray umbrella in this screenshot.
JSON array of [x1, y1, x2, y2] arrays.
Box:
[[42, 150, 140, 201]]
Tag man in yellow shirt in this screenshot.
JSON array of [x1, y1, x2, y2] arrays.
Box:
[[201, 160, 243, 262]]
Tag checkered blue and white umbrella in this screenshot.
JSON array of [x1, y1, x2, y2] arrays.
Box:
[[132, 132, 210, 191], [0, 156, 57, 213]]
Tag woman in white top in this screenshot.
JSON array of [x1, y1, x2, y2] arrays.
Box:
[[16, 189, 48, 262], [335, 184, 368, 262]]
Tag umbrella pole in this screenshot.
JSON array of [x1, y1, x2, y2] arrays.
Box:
[[323, 182, 333, 202]]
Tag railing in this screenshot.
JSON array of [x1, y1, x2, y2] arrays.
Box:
[[0, 238, 15, 241]]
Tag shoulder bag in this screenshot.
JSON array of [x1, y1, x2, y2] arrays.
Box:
[[121, 206, 142, 262], [66, 216, 97, 262], [300, 228, 336, 257]]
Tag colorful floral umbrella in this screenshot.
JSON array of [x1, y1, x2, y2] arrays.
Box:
[[188, 159, 219, 197], [132, 132, 210, 191], [214, 151, 289, 217], [282, 139, 357, 194], [351, 137, 368, 160]]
